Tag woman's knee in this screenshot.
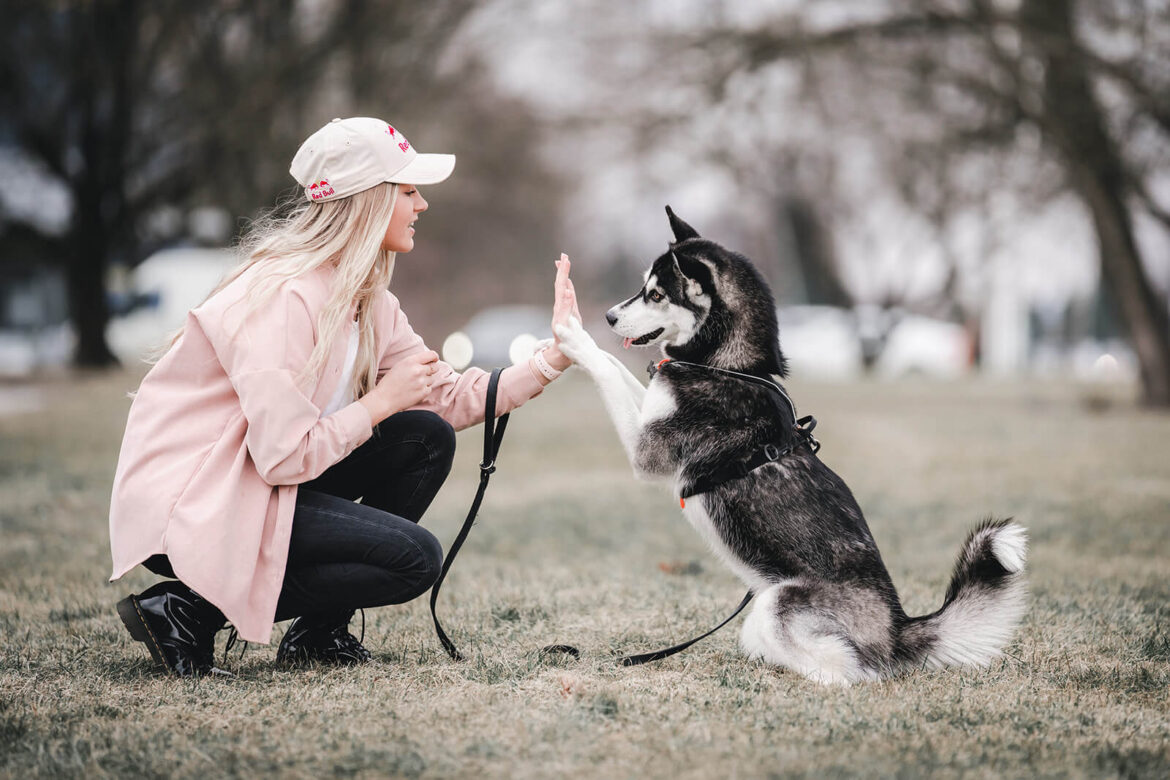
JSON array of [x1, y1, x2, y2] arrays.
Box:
[[420, 411, 456, 462], [400, 525, 444, 600], [378, 411, 455, 463]]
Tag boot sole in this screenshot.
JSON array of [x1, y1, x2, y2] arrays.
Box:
[[116, 595, 173, 673]]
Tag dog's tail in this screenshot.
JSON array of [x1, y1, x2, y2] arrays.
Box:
[[896, 518, 1028, 671]]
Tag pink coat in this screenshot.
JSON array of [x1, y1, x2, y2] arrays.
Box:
[[109, 263, 546, 642]]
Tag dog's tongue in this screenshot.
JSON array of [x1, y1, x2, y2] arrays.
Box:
[[623, 337, 633, 350]]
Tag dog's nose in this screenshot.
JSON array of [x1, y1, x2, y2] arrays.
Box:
[[605, 309, 618, 327]]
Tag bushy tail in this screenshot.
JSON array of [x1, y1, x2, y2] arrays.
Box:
[[898, 518, 1028, 670]]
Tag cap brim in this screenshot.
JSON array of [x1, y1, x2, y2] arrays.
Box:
[[388, 153, 455, 185]]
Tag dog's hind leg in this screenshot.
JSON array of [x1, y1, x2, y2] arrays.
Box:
[[741, 583, 876, 686]]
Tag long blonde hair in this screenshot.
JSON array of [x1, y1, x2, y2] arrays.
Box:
[[158, 182, 400, 400]]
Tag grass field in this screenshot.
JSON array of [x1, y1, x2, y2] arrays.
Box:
[[1, 367, 1168, 779]]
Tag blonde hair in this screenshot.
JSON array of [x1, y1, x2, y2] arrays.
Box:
[[157, 182, 400, 401]]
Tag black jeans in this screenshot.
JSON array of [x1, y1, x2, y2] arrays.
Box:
[[146, 410, 454, 624]]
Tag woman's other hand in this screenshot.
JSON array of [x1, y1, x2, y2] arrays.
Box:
[[545, 254, 580, 371], [359, 349, 439, 424]]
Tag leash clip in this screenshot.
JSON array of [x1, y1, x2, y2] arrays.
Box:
[[646, 358, 672, 379], [763, 443, 781, 461], [479, 459, 497, 475], [795, 415, 821, 454]]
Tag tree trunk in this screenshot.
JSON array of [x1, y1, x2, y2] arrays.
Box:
[[65, 0, 136, 369], [1022, 0, 1170, 405], [68, 182, 118, 368]]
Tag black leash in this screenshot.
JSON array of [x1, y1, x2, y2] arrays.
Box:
[[428, 368, 509, 662], [614, 590, 753, 666], [427, 367, 753, 666]]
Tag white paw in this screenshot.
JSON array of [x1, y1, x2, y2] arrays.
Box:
[[554, 317, 600, 365]]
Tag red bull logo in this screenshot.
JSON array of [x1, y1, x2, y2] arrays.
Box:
[[385, 124, 410, 152], [309, 179, 335, 200]]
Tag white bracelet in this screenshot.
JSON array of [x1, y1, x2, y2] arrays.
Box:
[[532, 348, 564, 381]]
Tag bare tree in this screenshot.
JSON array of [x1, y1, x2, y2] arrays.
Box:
[[672, 0, 1170, 404], [1018, 0, 1170, 404], [0, 0, 481, 366]]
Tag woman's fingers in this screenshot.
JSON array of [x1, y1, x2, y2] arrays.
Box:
[[553, 254, 574, 328], [554, 256, 569, 302], [566, 278, 582, 320]]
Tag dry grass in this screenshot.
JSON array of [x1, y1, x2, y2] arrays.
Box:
[[1, 367, 1168, 779]]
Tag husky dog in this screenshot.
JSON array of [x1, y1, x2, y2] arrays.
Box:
[[554, 207, 1027, 685]]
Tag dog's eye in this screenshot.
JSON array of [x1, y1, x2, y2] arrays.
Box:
[[648, 290, 664, 303]]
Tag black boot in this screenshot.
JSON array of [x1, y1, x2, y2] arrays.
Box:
[[116, 581, 226, 677], [276, 610, 372, 666]]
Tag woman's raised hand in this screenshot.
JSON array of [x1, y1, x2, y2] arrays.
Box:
[[359, 349, 440, 425], [546, 254, 580, 371]]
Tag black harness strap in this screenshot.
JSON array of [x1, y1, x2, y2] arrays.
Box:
[[428, 368, 509, 662], [680, 416, 818, 499], [650, 359, 821, 500]]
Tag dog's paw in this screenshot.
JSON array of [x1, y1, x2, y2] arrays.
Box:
[[554, 317, 601, 365]]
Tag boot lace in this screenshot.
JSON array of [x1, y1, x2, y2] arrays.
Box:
[[223, 626, 249, 665], [329, 609, 370, 660]]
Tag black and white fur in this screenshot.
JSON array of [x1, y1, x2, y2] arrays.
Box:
[[555, 207, 1027, 685]]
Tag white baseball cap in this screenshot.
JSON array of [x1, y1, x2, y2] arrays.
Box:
[[289, 117, 455, 203]]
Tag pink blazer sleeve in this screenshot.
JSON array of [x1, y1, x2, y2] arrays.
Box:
[[194, 287, 373, 486], [377, 291, 546, 431]]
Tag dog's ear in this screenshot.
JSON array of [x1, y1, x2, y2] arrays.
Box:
[[666, 205, 700, 242], [671, 251, 707, 299]]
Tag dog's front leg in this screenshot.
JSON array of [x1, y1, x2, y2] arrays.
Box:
[[555, 318, 646, 466], [599, 351, 647, 406]]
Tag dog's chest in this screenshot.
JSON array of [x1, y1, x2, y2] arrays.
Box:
[[639, 379, 677, 424]]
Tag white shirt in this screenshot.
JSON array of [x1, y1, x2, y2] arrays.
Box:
[[322, 320, 360, 417]]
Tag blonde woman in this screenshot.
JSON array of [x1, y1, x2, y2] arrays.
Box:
[[109, 117, 579, 676]]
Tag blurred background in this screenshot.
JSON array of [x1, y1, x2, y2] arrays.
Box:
[[1, 0, 1168, 405]]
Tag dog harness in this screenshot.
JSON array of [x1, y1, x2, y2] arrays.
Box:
[[648, 358, 821, 505]]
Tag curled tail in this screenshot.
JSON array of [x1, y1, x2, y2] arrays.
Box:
[[898, 518, 1028, 670]]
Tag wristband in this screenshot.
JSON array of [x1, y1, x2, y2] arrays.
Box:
[[532, 348, 564, 381]]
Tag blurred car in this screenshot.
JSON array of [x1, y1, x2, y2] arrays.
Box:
[[443, 305, 552, 370], [875, 314, 971, 379], [106, 247, 237, 362], [776, 305, 864, 380], [777, 304, 971, 380]]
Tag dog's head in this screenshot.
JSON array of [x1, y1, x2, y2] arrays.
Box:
[[606, 206, 786, 375]]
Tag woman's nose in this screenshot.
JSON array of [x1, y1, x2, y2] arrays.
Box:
[[416, 195, 429, 213]]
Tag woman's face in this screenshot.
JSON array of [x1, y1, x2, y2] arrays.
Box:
[[381, 186, 428, 252]]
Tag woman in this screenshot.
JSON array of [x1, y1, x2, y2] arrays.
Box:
[[109, 117, 579, 676]]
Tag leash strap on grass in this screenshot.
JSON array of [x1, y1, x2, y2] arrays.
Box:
[[538, 591, 754, 665], [428, 368, 509, 662], [615, 590, 754, 666]]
